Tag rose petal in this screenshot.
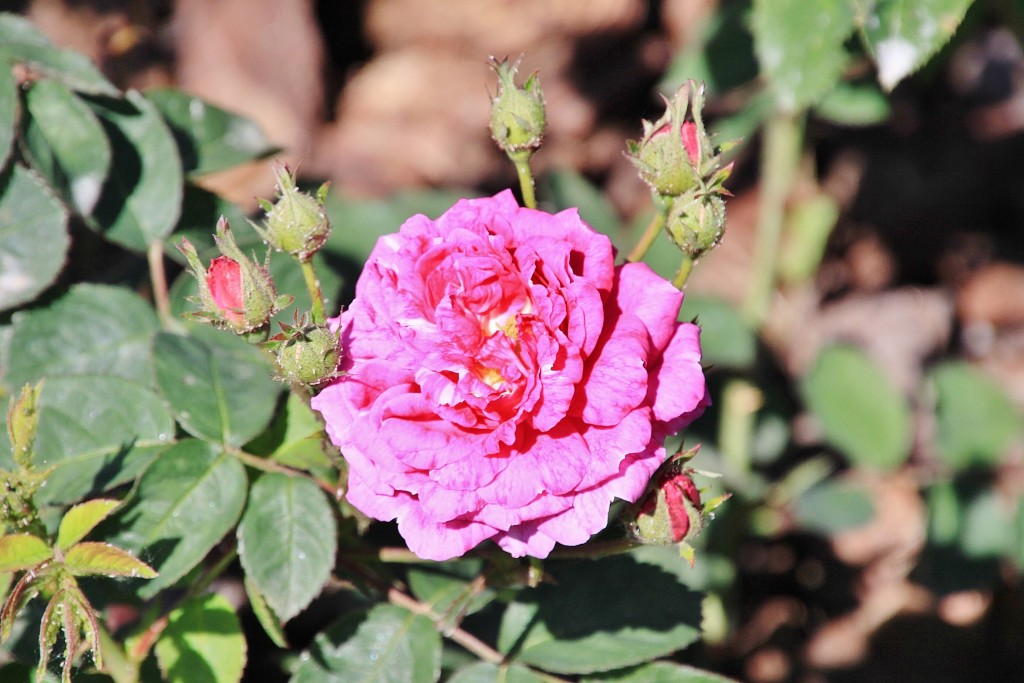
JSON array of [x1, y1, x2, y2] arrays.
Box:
[[614, 262, 684, 351], [649, 322, 709, 424], [572, 313, 650, 426]]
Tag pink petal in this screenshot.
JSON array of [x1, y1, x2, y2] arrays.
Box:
[[613, 262, 684, 351], [495, 522, 557, 559], [649, 322, 709, 424], [572, 313, 650, 426]]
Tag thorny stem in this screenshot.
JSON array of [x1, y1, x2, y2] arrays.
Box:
[[147, 241, 172, 329], [625, 201, 668, 263], [299, 256, 326, 324], [511, 152, 537, 210], [742, 111, 803, 327]]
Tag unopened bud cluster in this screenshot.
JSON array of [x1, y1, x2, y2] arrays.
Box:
[[628, 80, 732, 260], [266, 319, 342, 386]]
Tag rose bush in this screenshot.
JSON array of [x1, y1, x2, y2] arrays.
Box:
[[312, 190, 709, 560]]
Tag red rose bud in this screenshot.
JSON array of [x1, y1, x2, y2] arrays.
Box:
[[178, 218, 290, 333], [254, 164, 331, 260], [269, 322, 342, 385], [628, 80, 733, 200], [633, 466, 706, 547], [489, 56, 546, 157]]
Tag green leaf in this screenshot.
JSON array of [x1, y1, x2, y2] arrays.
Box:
[[814, 81, 891, 126], [237, 473, 336, 622], [585, 662, 741, 682], [289, 604, 441, 683], [22, 79, 111, 215], [25, 376, 175, 504], [152, 326, 280, 446], [539, 170, 626, 243], [0, 164, 69, 312], [407, 561, 495, 626], [0, 14, 118, 96], [167, 183, 249, 265], [801, 345, 912, 470], [155, 593, 247, 683], [243, 576, 288, 649], [63, 542, 157, 578], [793, 479, 875, 534], [857, 0, 975, 91], [4, 283, 160, 390], [959, 488, 1016, 560], [448, 663, 544, 683], [246, 392, 334, 482], [145, 88, 276, 177], [497, 555, 703, 674], [56, 499, 121, 551], [0, 63, 16, 170], [751, 0, 856, 111], [106, 439, 247, 599], [680, 295, 756, 370], [0, 533, 52, 572], [85, 90, 183, 251], [930, 362, 1021, 471]]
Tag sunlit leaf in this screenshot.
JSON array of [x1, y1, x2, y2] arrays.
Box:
[[155, 593, 247, 683], [63, 542, 157, 579], [0, 533, 52, 573], [448, 663, 544, 683], [56, 499, 121, 551]]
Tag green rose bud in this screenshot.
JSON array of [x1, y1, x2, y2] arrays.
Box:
[[489, 56, 546, 156], [254, 164, 331, 260], [665, 193, 727, 259], [270, 322, 342, 385]]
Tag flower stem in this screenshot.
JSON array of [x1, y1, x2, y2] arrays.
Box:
[[511, 152, 537, 209], [232, 448, 336, 496], [98, 624, 139, 683], [147, 241, 172, 329], [548, 537, 639, 559], [741, 111, 803, 327], [625, 202, 668, 263], [718, 378, 762, 477], [299, 256, 326, 324], [672, 254, 695, 290]]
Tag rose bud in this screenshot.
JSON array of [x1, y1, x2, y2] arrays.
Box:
[[267, 322, 342, 385], [254, 163, 331, 260], [665, 192, 727, 260], [489, 56, 546, 157], [178, 218, 289, 333]]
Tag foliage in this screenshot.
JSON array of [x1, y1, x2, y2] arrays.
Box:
[[0, 3, 1021, 683]]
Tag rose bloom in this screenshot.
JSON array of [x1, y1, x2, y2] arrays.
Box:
[[312, 191, 709, 560]]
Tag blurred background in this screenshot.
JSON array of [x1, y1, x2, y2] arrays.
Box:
[[3, 1, 1024, 681]]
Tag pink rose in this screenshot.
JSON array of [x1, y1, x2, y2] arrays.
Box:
[[312, 191, 709, 560], [207, 256, 244, 326]]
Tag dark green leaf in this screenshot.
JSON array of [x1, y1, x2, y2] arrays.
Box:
[[63, 542, 157, 578], [801, 345, 912, 470], [0, 164, 69, 312], [247, 392, 334, 482], [22, 79, 111, 215], [931, 362, 1021, 471], [243, 576, 288, 649], [680, 295, 756, 370], [85, 91, 183, 251], [0, 533, 52, 572], [0, 14, 117, 96], [585, 662, 740, 682], [145, 88, 276, 177], [4, 283, 159, 390], [107, 439, 247, 598], [659, 2, 759, 96], [56, 499, 121, 551], [30, 375, 174, 504], [497, 554, 703, 674], [793, 479, 875, 534], [237, 473, 336, 622], [166, 183, 249, 266], [152, 326, 280, 446], [752, 0, 856, 111], [0, 64, 16, 170], [407, 560, 495, 628], [155, 593, 247, 683], [289, 604, 441, 683], [448, 663, 543, 683], [959, 489, 1016, 560], [857, 0, 975, 91]]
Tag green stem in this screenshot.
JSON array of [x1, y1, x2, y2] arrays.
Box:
[[672, 254, 694, 290], [232, 448, 336, 496], [741, 111, 803, 327], [548, 537, 639, 560], [625, 203, 668, 263], [299, 256, 326, 324], [511, 152, 537, 209], [718, 378, 762, 477], [147, 241, 172, 329]]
